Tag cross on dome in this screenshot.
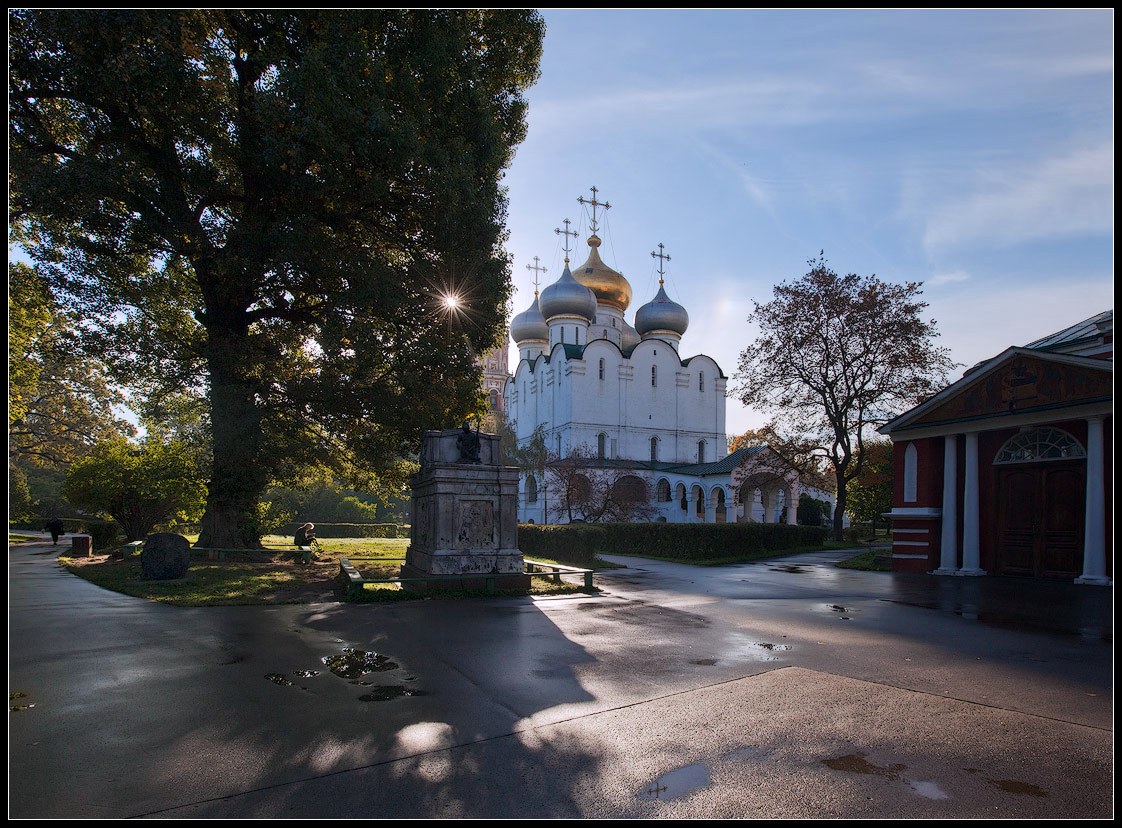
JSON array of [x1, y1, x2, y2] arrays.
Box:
[[577, 186, 611, 235]]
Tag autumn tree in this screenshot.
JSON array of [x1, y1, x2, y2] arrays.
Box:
[[735, 255, 954, 540], [10, 10, 544, 547], [545, 445, 658, 524], [845, 438, 894, 532]]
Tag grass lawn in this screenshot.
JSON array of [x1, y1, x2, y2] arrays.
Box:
[[58, 535, 598, 607], [9, 533, 39, 544]]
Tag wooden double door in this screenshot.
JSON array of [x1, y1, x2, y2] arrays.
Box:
[[994, 462, 1084, 579]]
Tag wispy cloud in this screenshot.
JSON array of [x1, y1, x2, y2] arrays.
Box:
[[922, 141, 1114, 252], [927, 270, 971, 286]]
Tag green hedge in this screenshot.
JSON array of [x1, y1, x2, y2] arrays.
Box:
[[517, 521, 828, 565], [280, 522, 409, 539], [12, 517, 121, 549], [518, 524, 603, 567]]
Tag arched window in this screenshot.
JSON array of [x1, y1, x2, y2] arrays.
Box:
[[994, 427, 1086, 464], [697, 440, 706, 463], [657, 479, 672, 502], [597, 432, 607, 459], [677, 483, 687, 511], [650, 436, 659, 462], [651, 365, 658, 387], [699, 371, 705, 392], [488, 389, 499, 410], [903, 443, 918, 502], [693, 485, 705, 517], [527, 475, 538, 503], [599, 358, 605, 380]]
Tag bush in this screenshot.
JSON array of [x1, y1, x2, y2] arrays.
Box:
[[842, 524, 878, 542], [587, 522, 829, 560], [518, 524, 604, 567], [86, 520, 122, 550], [518, 521, 828, 564]]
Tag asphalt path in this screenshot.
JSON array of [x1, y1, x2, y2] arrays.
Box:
[[7, 538, 1114, 819]]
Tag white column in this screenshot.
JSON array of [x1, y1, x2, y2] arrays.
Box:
[[787, 482, 799, 525], [1076, 416, 1110, 585], [935, 434, 959, 574], [687, 492, 701, 524], [958, 431, 985, 575]]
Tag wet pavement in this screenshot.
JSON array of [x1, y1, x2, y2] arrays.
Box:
[[7, 538, 1114, 819]]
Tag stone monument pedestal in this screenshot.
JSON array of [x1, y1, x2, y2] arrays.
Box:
[[401, 426, 530, 593]]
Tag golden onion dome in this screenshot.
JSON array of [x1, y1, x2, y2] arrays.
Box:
[[571, 235, 632, 312]]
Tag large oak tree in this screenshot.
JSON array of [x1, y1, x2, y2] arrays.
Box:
[[10, 10, 544, 546], [735, 255, 954, 540]]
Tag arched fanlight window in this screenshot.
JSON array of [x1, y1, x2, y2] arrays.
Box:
[[994, 428, 1085, 464], [597, 432, 607, 459], [650, 436, 659, 462]]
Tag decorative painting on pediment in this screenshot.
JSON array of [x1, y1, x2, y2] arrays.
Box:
[[914, 355, 1112, 426]]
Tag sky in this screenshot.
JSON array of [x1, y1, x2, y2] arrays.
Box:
[[497, 9, 1114, 437]]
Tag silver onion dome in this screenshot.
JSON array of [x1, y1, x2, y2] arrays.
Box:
[[510, 293, 548, 343], [539, 265, 597, 322], [634, 284, 689, 336]]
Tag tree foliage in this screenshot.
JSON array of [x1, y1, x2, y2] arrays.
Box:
[[10, 9, 544, 547], [8, 260, 134, 468], [845, 438, 894, 529], [736, 254, 954, 540], [62, 438, 208, 541]]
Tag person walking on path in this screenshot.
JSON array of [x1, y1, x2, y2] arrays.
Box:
[[45, 517, 65, 545]]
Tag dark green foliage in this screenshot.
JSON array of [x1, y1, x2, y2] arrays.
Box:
[[587, 522, 829, 561], [85, 520, 123, 550], [518, 524, 603, 567], [10, 10, 544, 548], [518, 522, 829, 565], [797, 493, 832, 526]]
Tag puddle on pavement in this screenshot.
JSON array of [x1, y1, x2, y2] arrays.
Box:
[[358, 686, 427, 702], [908, 779, 949, 799], [321, 648, 399, 678], [769, 565, 809, 574], [987, 778, 1048, 797], [823, 752, 906, 780], [264, 673, 294, 686], [691, 658, 718, 666], [10, 691, 36, 712], [639, 762, 712, 801]]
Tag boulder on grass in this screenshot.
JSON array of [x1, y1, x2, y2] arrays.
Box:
[[141, 533, 190, 580]]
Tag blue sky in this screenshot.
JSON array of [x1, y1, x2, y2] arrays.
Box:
[[499, 9, 1114, 436]]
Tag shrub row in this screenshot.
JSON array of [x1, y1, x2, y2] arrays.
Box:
[[517, 521, 828, 565], [517, 525, 601, 567], [280, 522, 409, 539], [11, 517, 122, 549]]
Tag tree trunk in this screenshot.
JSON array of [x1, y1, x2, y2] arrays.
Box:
[[832, 465, 848, 542], [195, 322, 268, 549]]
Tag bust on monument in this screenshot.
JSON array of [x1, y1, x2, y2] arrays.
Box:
[[456, 421, 482, 464]]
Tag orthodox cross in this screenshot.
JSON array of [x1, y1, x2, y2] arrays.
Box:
[[577, 185, 611, 234], [651, 242, 671, 285], [525, 256, 547, 294], [554, 218, 578, 262]]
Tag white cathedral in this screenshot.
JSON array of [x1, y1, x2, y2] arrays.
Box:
[[484, 189, 801, 526]]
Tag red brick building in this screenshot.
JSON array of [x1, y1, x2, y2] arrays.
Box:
[[879, 311, 1112, 584]]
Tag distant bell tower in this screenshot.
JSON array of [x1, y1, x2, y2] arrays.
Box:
[[478, 342, 510, 432]]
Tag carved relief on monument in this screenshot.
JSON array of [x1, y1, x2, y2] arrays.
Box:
[[456, 500, 495, 549]]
